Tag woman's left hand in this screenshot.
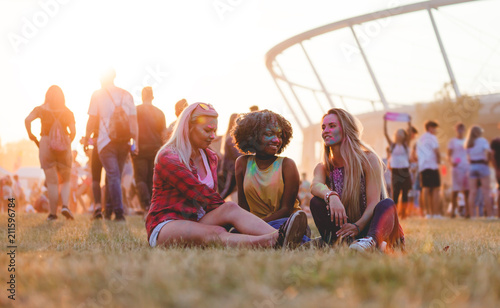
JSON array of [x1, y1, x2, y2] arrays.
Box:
[[336, 223, 359, 238]]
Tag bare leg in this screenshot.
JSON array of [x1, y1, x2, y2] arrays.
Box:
[[480, 176, 493, 217], [400, 201, 410, 219], [199, 202, 276, 236], [451, 191, 458, 218], [463, 190, 470, 218], [422, 187, 431, 216], [468, 179, 478, 218], [156, 220, 277, 248], [43, 167, 59, 216], [418, 190, 424, 216], [431, 187, 441, 216], [76, 184, 89, 212], [61, 182, 71, 209]]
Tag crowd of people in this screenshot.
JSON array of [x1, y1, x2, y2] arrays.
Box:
[[384, 116, 500, 220], [11, 68, 500, 252]]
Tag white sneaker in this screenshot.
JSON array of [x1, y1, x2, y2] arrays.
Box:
[[349, 236, 376, 252], [61, 206, 74, 220], [425, 214, 432, 219]]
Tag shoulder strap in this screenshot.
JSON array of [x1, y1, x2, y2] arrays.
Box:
[[47, 108, 63, 122], [104, 88, 124, 107]]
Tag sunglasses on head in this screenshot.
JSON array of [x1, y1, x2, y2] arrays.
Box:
[[198, 103, 214, 110]]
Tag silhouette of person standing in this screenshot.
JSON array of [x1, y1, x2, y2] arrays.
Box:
[[83, 68, 138, 221], [25, 85, 76, 221], [132, 87, 167, 214]]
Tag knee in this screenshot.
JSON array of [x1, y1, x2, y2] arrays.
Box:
[[310, 197, 326, 212], [221, 201, 241, 212], [45, 177, 58, 185], [59, 169, 71, 183], [44, 169, 58, 185], [375, 198, 396, 212]]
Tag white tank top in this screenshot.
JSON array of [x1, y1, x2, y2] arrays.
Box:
[[389, 144, 410, 169], [196, 149, 213, 220], [197, 149, 214, 189]]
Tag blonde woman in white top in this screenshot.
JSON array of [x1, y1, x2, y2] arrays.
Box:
[[384, 116, 413, 219], [465, 126, 493, 218]]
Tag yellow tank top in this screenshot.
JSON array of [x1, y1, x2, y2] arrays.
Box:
[[243, 156, 301, 219]]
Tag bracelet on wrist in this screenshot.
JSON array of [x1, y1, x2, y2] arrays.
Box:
[[324, 190, 339, 204], [324, 191, 332, 204]]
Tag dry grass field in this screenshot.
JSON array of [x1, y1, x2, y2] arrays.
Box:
[[1, 213, 499, 308]]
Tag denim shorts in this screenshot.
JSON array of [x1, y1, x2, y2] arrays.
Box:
[[469, 163, 490, 179]]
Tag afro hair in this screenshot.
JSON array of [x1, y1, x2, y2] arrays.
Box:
[[231, 109, 293, 155]]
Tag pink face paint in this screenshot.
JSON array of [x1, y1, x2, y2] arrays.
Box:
[[190, 117, 218, 149]]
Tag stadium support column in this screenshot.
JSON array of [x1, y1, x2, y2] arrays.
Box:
[[349, 25, 388, 110], [300, 42, 336, 109], [428, 8, 461, 98]]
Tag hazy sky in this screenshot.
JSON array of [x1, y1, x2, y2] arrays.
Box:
[[1, 0, 499, 166]]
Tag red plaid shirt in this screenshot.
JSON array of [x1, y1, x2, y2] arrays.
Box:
[[145, 146, 224, 241]]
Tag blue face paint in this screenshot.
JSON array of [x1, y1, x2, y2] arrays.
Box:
[[322, 114, 343, 146], [257, 124, 282, 156]]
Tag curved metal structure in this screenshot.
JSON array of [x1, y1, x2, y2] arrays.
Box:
[[265, 0, 499, 176], [265, 0, 481, 130]]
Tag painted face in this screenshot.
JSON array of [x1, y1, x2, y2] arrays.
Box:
[[258, 124, 283, 156], [189, 116, 218, 150], [322, 114, 343, 147]]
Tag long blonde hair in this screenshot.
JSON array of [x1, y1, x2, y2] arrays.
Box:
[[465, 125, 483, 149], [322, 108, 387, 222], [155, 103, 218, 170]]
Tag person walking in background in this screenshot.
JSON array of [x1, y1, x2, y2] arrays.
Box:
[[219, 113, 241, 200], [132, 87, 167, 215], [416, 121, 441, 219], [12, 175, 26, 210], [383, 114, 413, 219], [490, 138, 500, 218], [83, 131, 105, 219], [69, 150, 83, 213], [165, 98, 188, 141], [466, 126, 493, 218], [1, 176, 14, 213], [409, 127, 424, 216], [146, 103, 307, 249], [447, 123, 470, 218], [232, 110, 309, 242], [310, 108, 404, 252], [83, 68, 138, 221], [25, 85, 76, 221]]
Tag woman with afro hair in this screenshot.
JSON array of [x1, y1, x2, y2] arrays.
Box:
[[233, 110, 310, 240]]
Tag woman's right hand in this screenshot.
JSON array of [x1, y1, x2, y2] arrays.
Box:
[[328, 195, 348, 226]]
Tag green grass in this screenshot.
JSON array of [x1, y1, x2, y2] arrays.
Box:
[[1, 214, 499, 308]]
